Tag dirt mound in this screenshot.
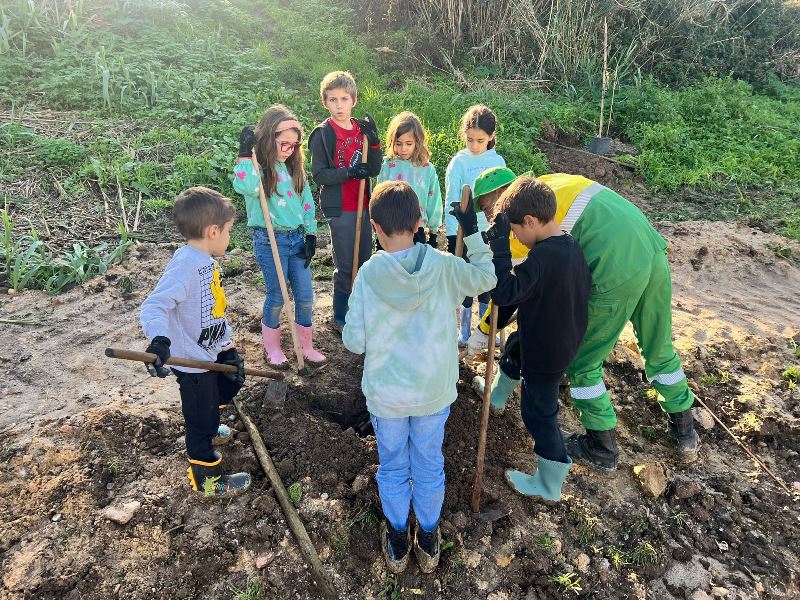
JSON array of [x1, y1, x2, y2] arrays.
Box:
[[1, 215, 799, 598]]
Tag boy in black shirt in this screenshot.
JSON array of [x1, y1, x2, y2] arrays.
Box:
[[485, 176, 591, 500]]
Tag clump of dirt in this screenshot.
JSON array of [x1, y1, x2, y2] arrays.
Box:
[[2, 168, 800, 598]]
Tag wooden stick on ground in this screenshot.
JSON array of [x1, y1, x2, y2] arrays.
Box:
[[104, 348, 285, 380], [351, 135, 370, 287], [472, 305, 499, 513], [453, 185, 472, 258], [233, 397, 339, 600], [693, 395, 794, 498], [252, 148, 307, 376]]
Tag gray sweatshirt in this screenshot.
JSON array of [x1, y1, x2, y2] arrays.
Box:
[[141, 245, 232, 373]]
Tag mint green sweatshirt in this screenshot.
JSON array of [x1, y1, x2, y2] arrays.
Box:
[[231, 158, 317, 233], [376, 157, 443, 230], [342, 233, 497, 418]]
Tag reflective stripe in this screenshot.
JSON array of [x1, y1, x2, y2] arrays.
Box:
[[570, 382, 607, 400], [649, 369, 686, 386], [511, 257, 525, 266], [560, 182, 603, 233]]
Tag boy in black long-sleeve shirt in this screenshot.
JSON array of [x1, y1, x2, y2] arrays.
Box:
[[485, 176, 591, 501]]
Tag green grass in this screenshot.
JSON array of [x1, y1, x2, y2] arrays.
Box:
[[552, 572, 582, 595], [228, 578, 264, 600]]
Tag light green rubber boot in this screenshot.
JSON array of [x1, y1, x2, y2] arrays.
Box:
[[472, 369, 519, 414], [504, 456, 573, 501]]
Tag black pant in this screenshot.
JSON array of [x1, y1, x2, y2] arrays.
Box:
[[174, 369, 242, 462], [446, 234, 490, 307], [500, 332, 568, 463], [520, 376, 569, 463]]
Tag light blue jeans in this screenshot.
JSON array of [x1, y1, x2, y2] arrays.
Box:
[[370, 406, 450, 532], [252, 227, 313, 328]]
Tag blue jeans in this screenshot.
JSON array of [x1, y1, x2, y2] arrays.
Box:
[[252, 227, 313, 328], [370, 406, 450, 532]]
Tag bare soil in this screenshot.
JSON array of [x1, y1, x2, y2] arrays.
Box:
[[2, 147, 799, 599]]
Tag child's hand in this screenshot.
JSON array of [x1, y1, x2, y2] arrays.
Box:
[[217, 347, 245, 385], [238, 126, 256, 158], [302, 234, 317, 269], [356, 113, 380, 146], [449, 200, 478, 237], [485, 213, 511, 252], [144, 336, 171, 378], [347, 163, 370, 180]]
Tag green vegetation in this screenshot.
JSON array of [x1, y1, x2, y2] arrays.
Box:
[[1, 199, 131, 293], [552, 571, 582, 595], [377, 575, 403, 600], [532, 533, 558, 552], [1, 0, 798, 294], [782, 366, 799, 389], [287, 482, 303, 507], [228, 578, 264, 600]]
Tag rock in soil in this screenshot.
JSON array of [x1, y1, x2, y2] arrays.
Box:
[[693, 407, 716, 430], [633, 462, 668, 498], [101, 500, 141, 525]]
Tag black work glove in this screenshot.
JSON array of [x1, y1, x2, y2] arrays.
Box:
[[355, 112, 380, 147], [347, 162, 370, 180], [413, 227, 426, 244], [238, 126, 256, 158], [427, 232, 438, 248], [216, 347, 245, 385], [145, 336, 171, 378], [485, 212, 511, 256], [303, 234, 317, 269], [449, 200, 478, 238]]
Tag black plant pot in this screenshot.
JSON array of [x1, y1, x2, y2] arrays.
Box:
[[590, 136, 612, 156]]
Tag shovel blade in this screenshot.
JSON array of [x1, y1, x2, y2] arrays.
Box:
[[476, 502, 511, 522], [264, 380, 288, 407]]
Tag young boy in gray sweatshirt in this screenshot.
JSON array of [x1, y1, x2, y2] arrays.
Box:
[[140, 187, 251, 497], [343, 180, 496, 574]]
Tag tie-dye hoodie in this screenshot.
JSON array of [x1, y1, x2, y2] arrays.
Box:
[[342, 233, 497, 418]]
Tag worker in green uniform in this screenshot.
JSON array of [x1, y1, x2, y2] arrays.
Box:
[[472, 169, 699, 472]]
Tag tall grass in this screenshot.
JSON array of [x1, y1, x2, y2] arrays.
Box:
[[367, 0, 800, 88]]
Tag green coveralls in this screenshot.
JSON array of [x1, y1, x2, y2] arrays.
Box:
[[564, 184, 694, 430]]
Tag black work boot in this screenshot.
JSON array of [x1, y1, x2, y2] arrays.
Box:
[[187, 451, 251, 498], [413, 522, 441, 574], [380, 521, 410, 574], [668, 409, 700, 464], [564, 429, 619, 473]]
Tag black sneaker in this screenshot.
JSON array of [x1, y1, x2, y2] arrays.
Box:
[[381, 522, 410, 574], [413, 522, 441, 574]]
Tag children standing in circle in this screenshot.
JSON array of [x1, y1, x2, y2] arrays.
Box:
[[444, 105, 506, 345], [376, 112, 443, 247], [232, 105, 326, 368]]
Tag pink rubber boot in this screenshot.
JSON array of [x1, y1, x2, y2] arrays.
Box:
[[295, 324, 326, 365], [261, 323, 288, 368]]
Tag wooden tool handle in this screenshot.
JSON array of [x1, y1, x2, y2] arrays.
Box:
[[351, 135, 370, 286], [472, 305, 498, 513], [252, 148, 306, 374], [104, 348, 284, 380], [453, 184, 472, 258], [234, 398, 339, 598]]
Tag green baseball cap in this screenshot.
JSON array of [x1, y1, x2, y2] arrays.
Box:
[[473, 166, 517, 211]]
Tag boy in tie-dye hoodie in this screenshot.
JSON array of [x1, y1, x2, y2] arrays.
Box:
[[342, 181, 496, 575]]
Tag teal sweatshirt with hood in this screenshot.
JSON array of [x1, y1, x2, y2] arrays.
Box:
[[342, 233, 497, 418]]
